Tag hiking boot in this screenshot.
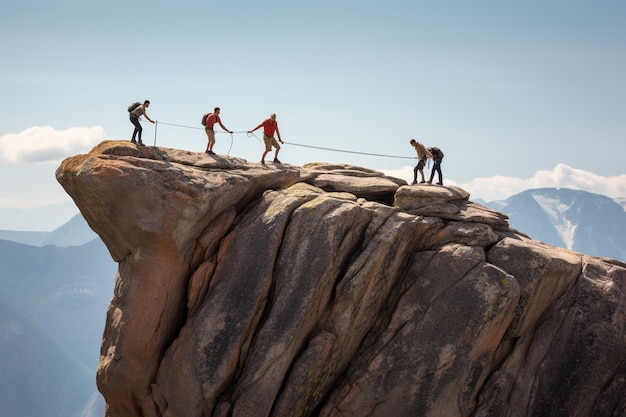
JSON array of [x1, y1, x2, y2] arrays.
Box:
[[261, 160, 265, 165], [273, 158, 281, 164], [419, 180, 426, 184], [206, 150, 215, 155], [411, 180, 417, 185], [131, 139, 137, 144], [138, 141, 144, 146], [427, 180, 432, 184], [436, 182, 443, 185]]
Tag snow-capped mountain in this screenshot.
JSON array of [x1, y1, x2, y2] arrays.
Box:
[[485, 188, 626, 262]]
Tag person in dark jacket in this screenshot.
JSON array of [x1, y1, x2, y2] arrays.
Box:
[[427, 146, 444, 185], [129, 100, 155, 145]]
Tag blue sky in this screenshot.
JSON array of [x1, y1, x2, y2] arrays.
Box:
[[1, 0, 625, 230]]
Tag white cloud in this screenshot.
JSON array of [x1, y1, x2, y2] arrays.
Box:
[[0, 125, 106, 163], [383, 164, 626, 202]]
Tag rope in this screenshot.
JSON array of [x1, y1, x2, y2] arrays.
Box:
[[247, 131, 413, 159], [157, 121, 248, 135], [283, 141, 415, 160], [227, 133, 234, 155], [149, 120, 417, 160], [246, 132, 263, 142]]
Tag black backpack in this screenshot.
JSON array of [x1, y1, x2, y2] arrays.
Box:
[[127, 102, 141, 113], [429, 147, 444, 160], [201, 113, 209, 126]]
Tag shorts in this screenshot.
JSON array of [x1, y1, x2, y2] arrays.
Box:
[[264, 135, 280, 152], [417, 158, 426, 170], [205, 128, 216, 144]]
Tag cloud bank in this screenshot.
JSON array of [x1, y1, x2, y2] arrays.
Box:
[[383, 164, 626, 202], [0, 125, 107, 163]]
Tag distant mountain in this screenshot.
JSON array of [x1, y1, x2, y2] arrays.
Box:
[[0, 214, 115, 417], [485, 188, 626, 261], [0, 201, 79, 232], [0, 300, 99, 417], [0, 214, 97, 247], [0, 238, 115, 368]]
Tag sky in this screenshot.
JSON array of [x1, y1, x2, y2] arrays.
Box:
[[1, 0, 625, 230]]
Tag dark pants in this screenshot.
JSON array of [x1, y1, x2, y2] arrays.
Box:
[[429, 159, 443, 184], [413, 159, 426, 182], [130, 115, 142, 142]]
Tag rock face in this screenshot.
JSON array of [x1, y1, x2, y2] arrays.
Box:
[[56, 141, 626, 417]]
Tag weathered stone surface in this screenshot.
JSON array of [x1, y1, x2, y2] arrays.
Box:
[[301, 163, 405, 204], [394, 185, 510, 230], [56, 141, 626, 417]]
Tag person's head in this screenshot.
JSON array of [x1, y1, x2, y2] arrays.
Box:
[[410, 139, 417, 146], [214, 107, 221, 114], [270, 113, 276, 120], [144, 100, 150, 107]]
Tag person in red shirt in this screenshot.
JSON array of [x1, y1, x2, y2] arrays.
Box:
[[248, 113, 284, 164], [204, 107, 233, 155]]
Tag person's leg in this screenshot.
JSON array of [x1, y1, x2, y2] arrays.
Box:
[[428, 162, 436, 183], [206, 130, 216, 154], [262, 136, 272, 163], [273, 139, 281, 163], [412, 165, 418, 184], [417, 159, 426, 183], [437, 162, 443, 184], [136, 122, 143, 144], [130, 116, 141, 143]]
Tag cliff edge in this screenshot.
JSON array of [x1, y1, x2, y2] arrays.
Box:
[[56, 141, 626, 417]]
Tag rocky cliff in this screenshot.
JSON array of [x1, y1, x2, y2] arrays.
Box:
[[56, 141, 626, 417]]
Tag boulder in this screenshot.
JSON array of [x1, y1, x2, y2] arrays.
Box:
[[56, 141, 626, 417]]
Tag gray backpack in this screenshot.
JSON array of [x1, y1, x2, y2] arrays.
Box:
[[128, 102, 141, 113]]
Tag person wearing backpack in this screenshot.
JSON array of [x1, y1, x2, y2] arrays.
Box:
[[129, 100, 155, 145], [409, 139, 433, 184], [427, 146, 444, 185], [248, 113, 284, 164], [204, 107, 233, 155]]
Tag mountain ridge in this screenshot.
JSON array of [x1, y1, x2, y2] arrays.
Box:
[[0, 231, 114, 417], [0, 213, 96, 247], [485, 187, 626, 261], [0, 201, 78, 232]]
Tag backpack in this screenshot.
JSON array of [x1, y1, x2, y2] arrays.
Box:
[[128, 102, 141, 113], [201, 113, 209, 126], [429, 147, 444, 160]]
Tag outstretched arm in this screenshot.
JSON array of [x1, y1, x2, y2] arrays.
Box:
[[219, 121, 233, 134], [276, 126, 283, 143], [248, 122, 263, 133]]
